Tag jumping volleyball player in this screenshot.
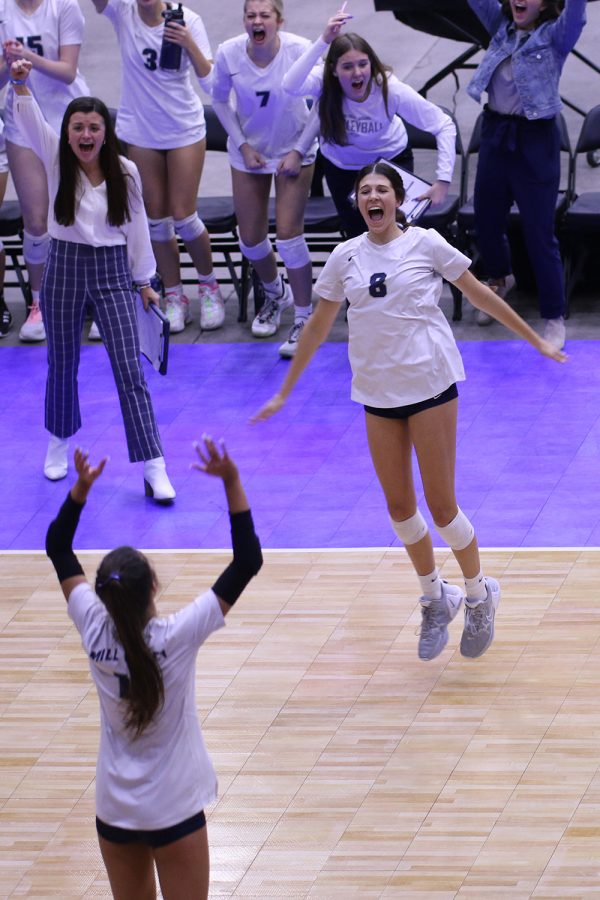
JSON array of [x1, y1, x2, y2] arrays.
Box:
[[45, 438, 262, 899], [0, 0, 89, 342], [211, 0, 319, 357], [90, 0, 226, 334], [253, 161, 567, 660]]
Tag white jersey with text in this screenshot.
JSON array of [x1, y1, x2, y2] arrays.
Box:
[[68, 583, 225, 830], [1, 0, 89, 145], [104, 0, 211, 149], [211, 31, 318, 173], [315, 227, 470, 407]]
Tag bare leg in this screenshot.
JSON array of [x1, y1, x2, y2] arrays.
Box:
[[165, 141, 214, 276], [154, 826, 210, 900], [6, 141, 48, 293], [409, 398, 481, 579], [231, 167, 278, 284], [365, 412, 436, 576], [128, 145, 180, 289], [98, 836, 157, 900], [274, 166, 314, 308]]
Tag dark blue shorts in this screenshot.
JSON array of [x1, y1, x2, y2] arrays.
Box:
[[364, 383, 458, 419], [96, 809, 206, 848]]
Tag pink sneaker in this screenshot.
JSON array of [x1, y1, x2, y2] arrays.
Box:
[[19, 303, 46, 342]]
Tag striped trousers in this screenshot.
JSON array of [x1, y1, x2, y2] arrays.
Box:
[[40, 240, 163, 462]]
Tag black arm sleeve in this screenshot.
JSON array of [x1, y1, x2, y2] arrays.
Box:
[[45, 492, 85, 584], [212, 509, 263, 606]]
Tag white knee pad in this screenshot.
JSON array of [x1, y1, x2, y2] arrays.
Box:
[[147, 217, 176, 243], [436, 508, 474, 551], [174, 212, 206, 242], [390, 510, 428, 546], [276, 235, 311, 270], [239, 236, 272, 261], [23, 231, 50, 266]]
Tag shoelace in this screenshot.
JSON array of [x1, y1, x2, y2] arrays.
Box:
[[258, 299, 280, 323], [287, 322, 304, 343], [464, 601, 491, 635], [416, 603, 446, 639]]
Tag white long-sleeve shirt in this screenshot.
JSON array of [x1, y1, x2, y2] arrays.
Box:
[[282, 37, 456, 180], [14, 93, 156, 283]]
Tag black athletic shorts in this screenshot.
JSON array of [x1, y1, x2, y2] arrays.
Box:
[[364, 383, 458, 419], [96, 809, 206, 848]]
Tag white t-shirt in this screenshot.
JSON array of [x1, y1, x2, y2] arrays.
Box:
[[282, 37, 456, 179], [211, 32, 318, 173], [68, 582, 225, 829], [104, 0, 212, 149], [15, 93, 156, 284], [315, 227, 470, 407], [0, 0, 89, 145]]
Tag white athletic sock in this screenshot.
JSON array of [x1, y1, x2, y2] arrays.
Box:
[[294, 304, 311, 323], [418, 568, 442, 601], [31, 290, 41, 305], [198, 270, 216, 284], [165, 284, 183, 298], [465, 572, 487, 603], [263, 276, 282, 296]]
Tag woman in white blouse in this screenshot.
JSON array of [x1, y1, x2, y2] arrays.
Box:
[[10, 58, 175, 502]]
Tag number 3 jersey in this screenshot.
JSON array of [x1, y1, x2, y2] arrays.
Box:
[[0, 0, 89, 144], [315, 227, 471, 407], [68, 582, 225, 830], [211, 32, 318, 173], [104, 0, 212, 149]]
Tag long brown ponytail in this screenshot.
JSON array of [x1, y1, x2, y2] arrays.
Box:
[[95, 547, 164, 738]]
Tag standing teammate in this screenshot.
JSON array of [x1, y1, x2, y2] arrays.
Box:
[[465, 0, 587, 344], [211, 0, 319, 356], [12, 58, 175, 501], [0, 0, 89, 342], [253, 162, 566, 660], [45, 439, 262, 899], [282, 9, 456, 238], [90, 0, 226, 333]]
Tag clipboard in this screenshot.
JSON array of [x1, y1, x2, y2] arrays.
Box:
[[349, 158, 432, 224], [136, 293, 170, 376]]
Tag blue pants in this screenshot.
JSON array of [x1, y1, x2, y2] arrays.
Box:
[[473, 108, 565, 320], [41, 240, 163, 463]]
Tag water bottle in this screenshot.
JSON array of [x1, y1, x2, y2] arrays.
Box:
[[159, 3, 185, 71]]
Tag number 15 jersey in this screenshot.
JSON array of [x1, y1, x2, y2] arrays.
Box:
[[0, 0, 89, 144]]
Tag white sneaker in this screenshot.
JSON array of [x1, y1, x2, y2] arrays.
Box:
[[279, 318, 307, 358], [19, 303, 46, 342], [543, 316, 566, 351], [44, 435, 69, 481], [164, 294, 190, 334], [143, 457, 176, 503], [251, 278, 293, 338], [88, 321, 102, 341], [199, 280, 225, 331]]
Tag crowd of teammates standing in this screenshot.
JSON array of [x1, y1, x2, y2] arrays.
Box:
[[0, 0, 587, 356]]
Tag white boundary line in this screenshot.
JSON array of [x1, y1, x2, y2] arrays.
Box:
[[1, 546, 598, 555]]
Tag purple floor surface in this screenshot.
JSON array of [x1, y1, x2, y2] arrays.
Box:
[[1, 341, 598, 550]]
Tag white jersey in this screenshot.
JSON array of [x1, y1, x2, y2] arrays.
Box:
[[68, 582, 225, 830], [283, 37, 455, 179], [0, 0, 89, 146], [211, 31, 318, 173], [315, 227, 470, 407], [104, 0, 212, 149]]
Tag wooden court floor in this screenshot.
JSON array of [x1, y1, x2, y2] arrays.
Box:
[[2, 548, 600, 898]]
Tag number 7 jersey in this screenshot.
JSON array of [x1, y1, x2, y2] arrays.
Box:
[[211, 32, 318, 173], [0, 0, 89, 143]]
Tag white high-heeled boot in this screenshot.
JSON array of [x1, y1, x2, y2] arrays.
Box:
[[44, 435, 69, 481], [143, 457, 176, 503]]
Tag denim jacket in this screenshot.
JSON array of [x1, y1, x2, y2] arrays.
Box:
[[467, 0, 587, 119]]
